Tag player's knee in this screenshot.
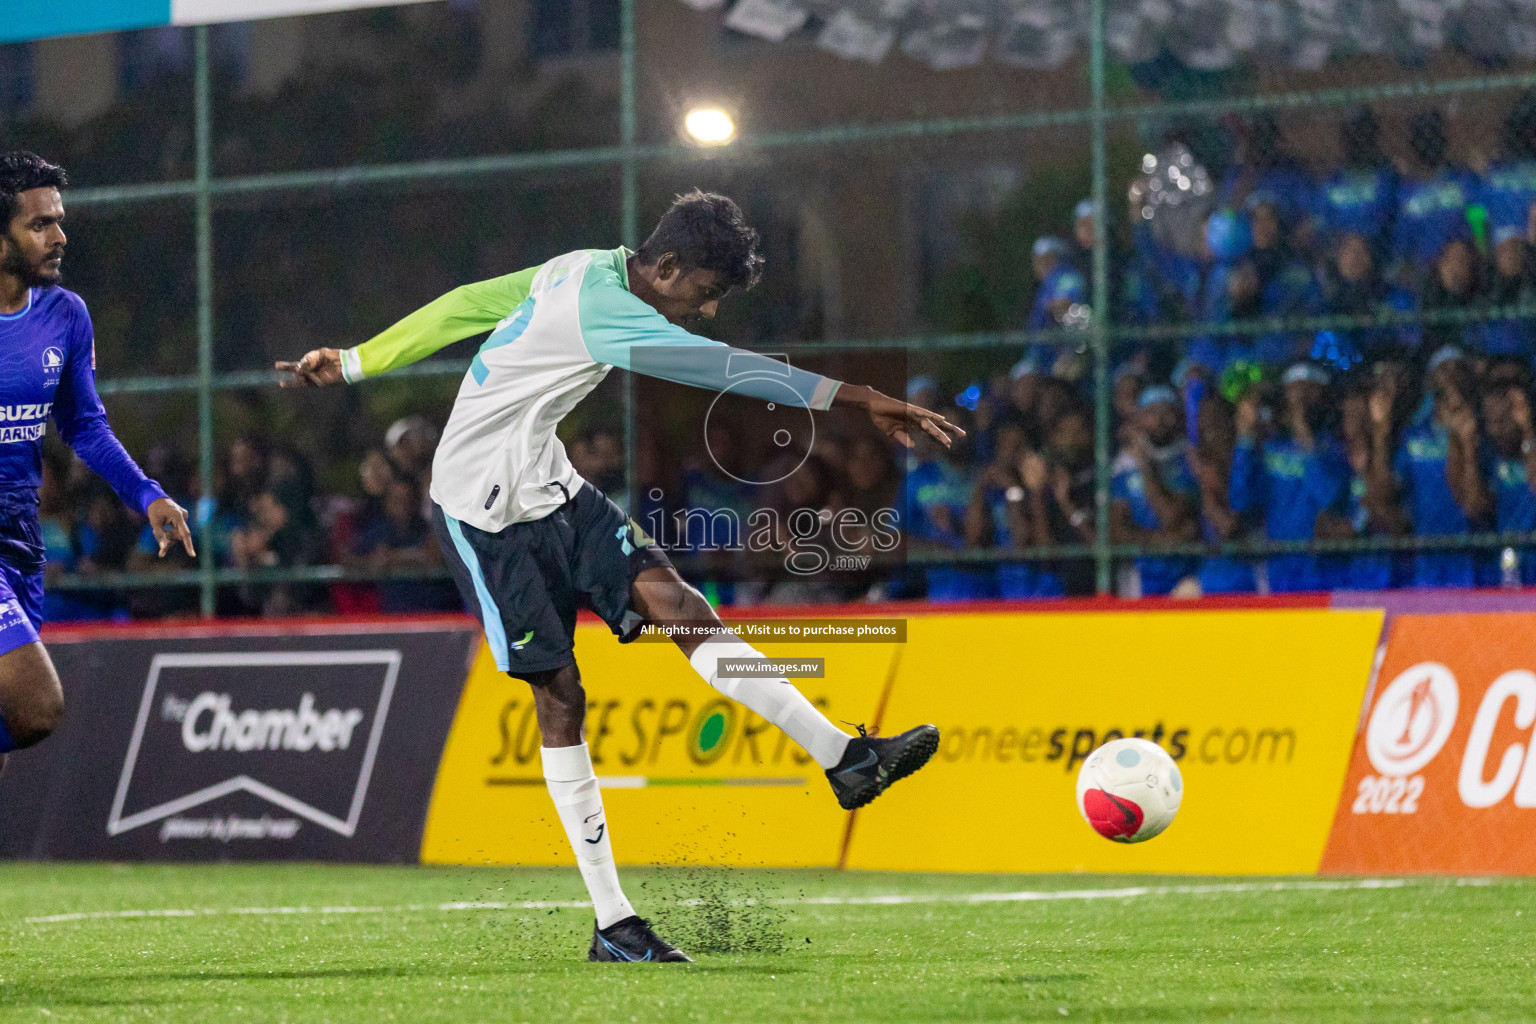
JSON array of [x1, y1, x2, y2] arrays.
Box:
[[3, 673, 64, 749], [526, 666, 586, 745]]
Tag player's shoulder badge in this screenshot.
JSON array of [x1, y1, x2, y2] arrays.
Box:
[[42, 346, 65, 388]]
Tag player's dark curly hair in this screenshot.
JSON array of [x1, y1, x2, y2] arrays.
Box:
[[636, 189, 764, 291], [0, 151, 67, 227]]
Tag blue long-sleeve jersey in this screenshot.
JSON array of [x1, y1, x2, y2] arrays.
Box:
[[0, 287, 166, 514]]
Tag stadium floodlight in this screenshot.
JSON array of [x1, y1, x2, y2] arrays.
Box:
[[683, 106, 736, 146]]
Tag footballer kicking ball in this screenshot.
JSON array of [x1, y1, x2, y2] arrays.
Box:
[[1075, 737, 1183, 843]]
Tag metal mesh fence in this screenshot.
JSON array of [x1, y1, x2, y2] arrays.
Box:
[[4, 0, 1536, 614]]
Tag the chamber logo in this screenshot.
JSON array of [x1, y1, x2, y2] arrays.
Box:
[[108, 651, 400, 839]]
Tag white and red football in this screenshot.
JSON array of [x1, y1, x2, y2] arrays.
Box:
[[1075, 737, 1183, 843]]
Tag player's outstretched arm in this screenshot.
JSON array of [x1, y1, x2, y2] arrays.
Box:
[[831, 383, 965, 449], [276, 265, 540, 387], [577, 268, 965, 446]]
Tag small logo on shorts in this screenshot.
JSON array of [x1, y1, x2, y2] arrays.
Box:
[[0, 599, 26, 630], [509, 630, 534, 651], [484, 485, 500, 510]]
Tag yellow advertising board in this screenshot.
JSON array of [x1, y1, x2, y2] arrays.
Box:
[[846, 609, 1382, 874], [422, 608, 1381, 874], [420, 628, 895, 867]]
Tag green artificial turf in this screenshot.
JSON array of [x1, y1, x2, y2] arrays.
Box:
[[1, 864, 1532, 1022]]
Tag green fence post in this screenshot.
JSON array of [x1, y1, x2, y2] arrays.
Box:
[[194, 25, 216, 617], [1089, 0, 1112, 595], [621, 0, 639, 515]]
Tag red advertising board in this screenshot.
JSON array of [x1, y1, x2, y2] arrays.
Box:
[[1321, 612, 1536, 874]]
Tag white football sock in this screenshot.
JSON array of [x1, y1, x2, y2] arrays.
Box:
[[688, 631, 852, 769], [540, 743, 634, 929]]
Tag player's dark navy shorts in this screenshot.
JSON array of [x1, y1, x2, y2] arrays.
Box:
[[0, 492, 46, 659], [431, 483, 672, 678]]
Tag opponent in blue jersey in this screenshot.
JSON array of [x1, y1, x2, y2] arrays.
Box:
[[0, 152, 194, 762]]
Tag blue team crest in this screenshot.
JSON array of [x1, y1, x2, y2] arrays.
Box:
[[41, 347, 64, 372]]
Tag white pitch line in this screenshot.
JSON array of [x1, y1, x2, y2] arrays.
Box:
[[18, 877, 1490, 926], [793, 878, 1434, 905]]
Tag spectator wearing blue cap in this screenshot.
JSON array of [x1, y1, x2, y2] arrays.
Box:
[[1024, 237, 1088, 374], [1371, 346, 1494, 587], [1229, 363, 1351, 591], [1028, 236, 1088, 339], [1110, 386, 1200, 596], [1002, 358, 1041, 422], [1391, 110, 1477, 288], [1479, 359, 1536, 584], [1482, 226, 1536, 358], [1316, 108, 1398, 256]]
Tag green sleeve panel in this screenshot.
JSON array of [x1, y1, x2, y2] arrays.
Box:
[[341, 265, 541, 381]]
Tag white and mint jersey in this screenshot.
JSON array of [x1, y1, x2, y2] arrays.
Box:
[[338, 246, 841, 532]]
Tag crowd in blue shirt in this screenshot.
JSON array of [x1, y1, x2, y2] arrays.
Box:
[[890, 97, 1536, 601], [1093, 101, 1536, 378], [888, 339, 1536, 601]]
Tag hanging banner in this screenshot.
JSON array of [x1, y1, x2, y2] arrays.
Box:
[[0, 619, 477, 862], [423, 606, 1381, 874], [1322, 612, 1536, 875], [845, 608, 1382, 874], [3, 0, 441, 45], [420, 627, 894, 868]]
